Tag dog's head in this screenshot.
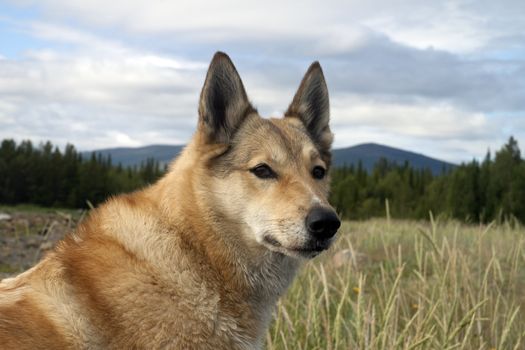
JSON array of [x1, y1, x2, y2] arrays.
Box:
[[195, 52, 340, 259]]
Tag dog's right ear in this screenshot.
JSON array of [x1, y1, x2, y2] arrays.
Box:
[[198, 52, 254, 144]]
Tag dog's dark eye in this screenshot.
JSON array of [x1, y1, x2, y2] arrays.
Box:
[[312, 166, 326, 180], [250, 164, 277, 179]]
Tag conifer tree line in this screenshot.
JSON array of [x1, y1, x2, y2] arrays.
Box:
[[0, 137, 524, 224], [0, 139, 164, 208], [331, 136, 525, 223]]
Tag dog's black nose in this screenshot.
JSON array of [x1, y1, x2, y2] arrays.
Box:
[[306, 207, 341, 240]]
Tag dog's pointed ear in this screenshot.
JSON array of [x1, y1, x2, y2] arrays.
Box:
[[198, 52, 255, 144], [285, 62, 333, 153]]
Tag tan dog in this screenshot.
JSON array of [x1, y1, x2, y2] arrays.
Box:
[[0, 52, 340, 349]]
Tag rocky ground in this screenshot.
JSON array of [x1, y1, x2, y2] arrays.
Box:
[[0, 208, 85, 279]]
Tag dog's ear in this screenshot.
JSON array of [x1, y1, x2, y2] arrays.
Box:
[[285, 62, 333, 154], [198, 52, 255, 144]]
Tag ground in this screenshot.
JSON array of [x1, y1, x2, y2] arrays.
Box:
[[0, 205, 83, 278]]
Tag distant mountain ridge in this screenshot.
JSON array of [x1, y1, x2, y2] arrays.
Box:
[[332, 143, 455, 174], [84, 145, 184, 168], [84, 143, 455, 175]]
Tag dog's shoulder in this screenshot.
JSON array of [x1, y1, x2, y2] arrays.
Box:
[[0, 295, 71, 349], [0, 258, 79, 349]]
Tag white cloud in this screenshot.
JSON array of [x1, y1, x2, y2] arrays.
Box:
[[1, 1, 525, 161], [106, 131, 141, 147], [11, 0, 525, 54], [0, 21, 208, 150], [363, 2, 491, 53], [331, 97, 490, 139], [329, 96, 507, 162]]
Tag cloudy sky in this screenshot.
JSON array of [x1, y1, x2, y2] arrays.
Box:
[[1, 0, 524, 163]]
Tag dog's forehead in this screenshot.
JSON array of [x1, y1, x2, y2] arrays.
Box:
[[233, 116, 319, 163], [268, 118, 318, 160]]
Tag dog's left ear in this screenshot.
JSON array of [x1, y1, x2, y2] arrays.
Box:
[[285, 62, 333, 154], [198, 52, 255, 144]]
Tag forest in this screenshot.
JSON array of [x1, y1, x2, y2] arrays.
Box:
[[0, 137, 523, 223], [331, 136, 524, 223], [0, 140, 164, 209]]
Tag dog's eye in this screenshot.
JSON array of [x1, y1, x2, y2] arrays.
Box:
[[250, 164, 277, 179], [312, 166, 326, 180]]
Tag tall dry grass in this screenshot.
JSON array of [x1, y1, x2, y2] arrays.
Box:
[[267, 217, 525, 349]]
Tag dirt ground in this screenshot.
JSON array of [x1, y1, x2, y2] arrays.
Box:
[[0, 208, 85, 278]]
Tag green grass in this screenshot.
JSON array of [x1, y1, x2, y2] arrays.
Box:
[[267, 218, 525, 349], [0, 263, 18, 274]]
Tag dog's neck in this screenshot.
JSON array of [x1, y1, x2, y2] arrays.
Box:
[[181, 190, 300, 299]]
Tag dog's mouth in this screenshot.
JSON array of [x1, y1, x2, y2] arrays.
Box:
[[262, 235, 331, 258]]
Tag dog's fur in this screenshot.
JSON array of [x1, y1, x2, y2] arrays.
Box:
[[0, 52, 339, 349]]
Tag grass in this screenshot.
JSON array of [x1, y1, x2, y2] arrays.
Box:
[[267, 217, 525, 349], [0, 204, 79, 215], [0, 263, 18, 274]]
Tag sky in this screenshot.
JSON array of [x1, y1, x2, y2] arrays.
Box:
[[0, 0, 524, 163]]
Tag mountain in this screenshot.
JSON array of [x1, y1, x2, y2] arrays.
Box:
[[332, 143, 455, 174], [83, 145, 184, 168], [84, 142, 455, 174]]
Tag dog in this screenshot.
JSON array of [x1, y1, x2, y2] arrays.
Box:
[[0, 52, 340, 349]]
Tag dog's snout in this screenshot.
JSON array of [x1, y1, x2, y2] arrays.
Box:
[[306, 207, 341, 240]]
